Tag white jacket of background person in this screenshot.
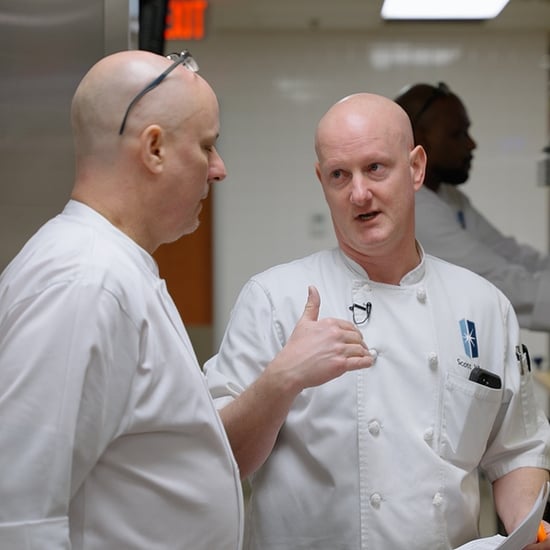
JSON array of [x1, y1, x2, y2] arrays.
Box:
[[205, 246, 550, 550], [415, 184, 550, 332]]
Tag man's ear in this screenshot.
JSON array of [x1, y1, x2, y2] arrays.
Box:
[[410, 145, 427, 191], [315, 162, 322, 183], [140, 124, 164, 174]]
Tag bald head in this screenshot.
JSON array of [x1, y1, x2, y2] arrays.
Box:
[[315, 93, 415, 162], [69, 50, 224, 253], [71, 50, 215, 160]]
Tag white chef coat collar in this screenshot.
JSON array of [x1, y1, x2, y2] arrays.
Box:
[[63, 199, 159, 276], [338, 241, 426, 286]]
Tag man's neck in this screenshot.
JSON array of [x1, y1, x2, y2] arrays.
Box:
[[342, 242, 421, 286]]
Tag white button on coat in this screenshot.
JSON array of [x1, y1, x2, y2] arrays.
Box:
[[423, 428, 434, 441], [416, 287, 427, 302], [370, 493, 382, 508], [368, 420, 381, 436]]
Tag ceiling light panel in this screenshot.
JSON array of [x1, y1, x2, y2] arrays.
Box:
[[381, 0, 511, 20]]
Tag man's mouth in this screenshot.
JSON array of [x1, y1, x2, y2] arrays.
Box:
[[357, 211, 379, 221]]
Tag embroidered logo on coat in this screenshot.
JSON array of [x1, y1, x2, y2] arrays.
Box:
[[459, 318, 479, 359]]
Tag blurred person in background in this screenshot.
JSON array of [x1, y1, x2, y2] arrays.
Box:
[[395, 82, 550, 332]]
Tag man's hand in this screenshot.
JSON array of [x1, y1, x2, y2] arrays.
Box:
[[219, 285, 374, 478], [523, 520, 550, 548], [267, 285, 374, 393]]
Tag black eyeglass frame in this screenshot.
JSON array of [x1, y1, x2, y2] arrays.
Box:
[[411, 82, 451, 126], [349, 301, 372, 326], [118, 50, 199, 135]]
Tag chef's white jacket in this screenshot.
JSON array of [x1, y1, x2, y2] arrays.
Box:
[[0, 201, 243, 549], [206, 246, 550, 550], [415, 184, 550, 331]]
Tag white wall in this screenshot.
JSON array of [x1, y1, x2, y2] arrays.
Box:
[[169, 28, 550, 358]]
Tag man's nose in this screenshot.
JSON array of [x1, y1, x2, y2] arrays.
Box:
[[209, 147, 227, 183], [350, 174, 372, 203]]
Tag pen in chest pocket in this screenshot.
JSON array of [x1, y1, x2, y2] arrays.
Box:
[[515, 344, 531, 375]]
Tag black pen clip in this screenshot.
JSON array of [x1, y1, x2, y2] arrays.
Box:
[[515, 344, 531, 375]]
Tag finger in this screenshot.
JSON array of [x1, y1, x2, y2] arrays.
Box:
[[301, 285, 320, 322], [316, 318, 368, 346], [340, 329, 369, 348], [340, 342, 372, 358], [321, 316, 365, 333], [344, 354, 375, 371]]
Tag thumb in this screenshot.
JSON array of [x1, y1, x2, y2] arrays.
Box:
[[301, 285, 320, 322]]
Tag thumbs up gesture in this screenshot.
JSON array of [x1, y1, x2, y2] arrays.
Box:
[[269, 285, 374, 392], [217, 285, 375, 477]]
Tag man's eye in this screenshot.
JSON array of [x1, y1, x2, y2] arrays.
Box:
[[369, 163, 381, 172], [331, 169, 342, 179]]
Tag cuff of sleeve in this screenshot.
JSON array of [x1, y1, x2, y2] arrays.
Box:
[[485, 455, 550, 484]]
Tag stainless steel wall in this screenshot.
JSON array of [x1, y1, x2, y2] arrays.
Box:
[[0, 1, 130, 270]]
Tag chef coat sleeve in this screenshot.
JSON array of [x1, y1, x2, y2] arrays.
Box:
[[461, 192, 550, 273], [415, 190, 550, 332], [479, 300, 550, 482], [206, 278, 289, 408]]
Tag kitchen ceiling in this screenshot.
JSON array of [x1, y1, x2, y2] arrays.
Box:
[[203, 0, 550, 32]]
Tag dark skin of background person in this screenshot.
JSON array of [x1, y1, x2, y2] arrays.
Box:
[[396, 83, 476, 193]]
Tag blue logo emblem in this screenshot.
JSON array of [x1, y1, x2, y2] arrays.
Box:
[[459, 319, 479, 358]]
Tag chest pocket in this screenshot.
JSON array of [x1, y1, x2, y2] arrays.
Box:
[[438, 371, 503, 470]]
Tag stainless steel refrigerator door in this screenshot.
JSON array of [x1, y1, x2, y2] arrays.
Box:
[[0, 1, 130, 269]]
